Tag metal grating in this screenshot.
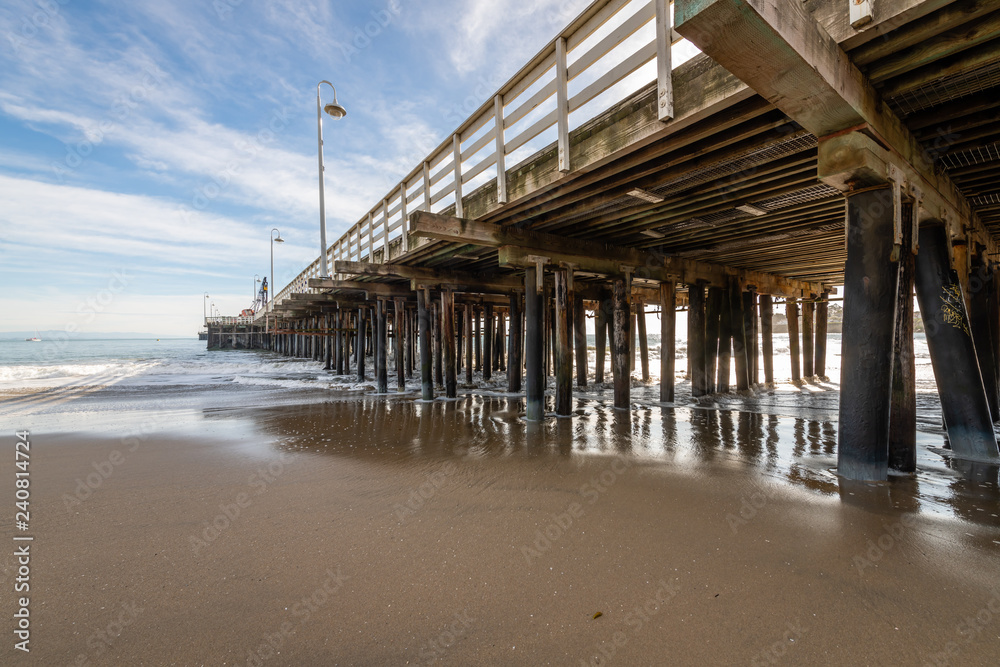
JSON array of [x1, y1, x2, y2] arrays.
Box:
[[971, 193, 1000, 207], [649, 133, 818, 200], [939, 141, 1000, 170], [755, 183, 841, 211], [887, 56, 1000, 117]]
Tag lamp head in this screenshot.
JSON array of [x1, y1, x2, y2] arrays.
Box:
[[275, 236, 284, 243], [324, 101, 346, 119]]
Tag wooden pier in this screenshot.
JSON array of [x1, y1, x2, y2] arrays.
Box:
[[222, 0, 1000, 480]]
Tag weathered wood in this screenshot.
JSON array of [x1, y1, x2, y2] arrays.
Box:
[[508, 293, 522, 392], [814, 293, 828, 378], [915, 224, 999, 462], [325, 262, 521, 291], [629, 304, 637, 373], [555, 270, 572, 415], [442, 291, 457, 398], [433, 301, 443, 386], [356, 307, 366, 382], [612, 277, 631, 409], [760, 295, 774, 385], [742, 291, 755, 387], [688, 283, 707, 397], [838, 188, 896, 481], [638, 300, 651, 382], [497, 310, 506, 371], [705, 287, 723, 393], [718, 286, 732, 392], [678, 0, 989, 250], [525, 266, 544, 420], [376, 301, 388, 393], [595, 299, 609, 384], [889, 206, 916, 473], [394, 299, 405, 391], [660, 281, 676, 402], [574, 293, 587, 387], [412, 212, 827, 296], [749, 289, 759, 385], [343, 311, 351, 375], [730, 282, 749, 391], [484, 304, 494, 381], [465, 304, 474, 384], [418, 290, 433, 400], [802, 298, 814, 378], [474, 306, 482, 373], [786, 298, 801, 384], [969, 255, 999, 421]]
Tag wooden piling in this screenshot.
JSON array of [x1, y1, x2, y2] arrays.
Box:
[[484, 304, 494, 382], [629, 304, 637, 373], [660, 281, 676, 403], [802, 298, 815, 379], [705, 288, 723, 393], [914, 224, 999, 462], [749, 290, 759, 385], [394, 299, 405, 391], [786, 298, 801, 384], [573, 293, 587, 387], [433, 301, 443, 387], [760, 295, 774, 385], [595, 299, 608, 383], [838, 188, 896, 481], [525, 266, 544, 420], [356, 308, 366, 381], [555, 270, 572, 416], [508, 293, 522, 393], [474, 306, 482, 373], [889, 206, 917, 473], [729, 283, 748, 391], [612, 277, 630, 409], [497, 309, 506, 372], [465, 304, 473, 384], [376, 300, 388, 393], [689, 283, 707, 397], [442, 291, 457, 398], [418, 289, 433, 400], [814, 294, 828, 378], [718, 286, 732, 392], [969, 254, 999, 421], [637, 301, 650, 383]]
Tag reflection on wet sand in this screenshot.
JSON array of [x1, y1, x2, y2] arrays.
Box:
[[213, 394, 1000, 528]]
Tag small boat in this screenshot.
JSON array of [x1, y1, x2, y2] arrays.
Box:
[[26, 337, 41, 342]]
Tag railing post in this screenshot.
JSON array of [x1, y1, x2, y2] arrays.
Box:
[[655, 0, 674, 121], [453, 134, 463, 217], [422, 161, 431, 211], [400, 182, 408, 252], [367, 212, 375, 262], [382, 199, 389, 262], [556, 36, 570, 173], [494, 94, 507, 204]]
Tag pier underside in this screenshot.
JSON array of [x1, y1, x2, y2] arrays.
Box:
[[249, 0, 1000, 480]]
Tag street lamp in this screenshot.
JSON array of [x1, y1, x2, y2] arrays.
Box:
[[253, 274, 260, 305], [269, 228, 284, 333], [316, 80, 346, 278], [203, 292, 210, 326]]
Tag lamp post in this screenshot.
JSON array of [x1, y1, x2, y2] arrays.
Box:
[[203, 292, 210, 326], [253, 274, 260, 306], [269, 228, 284, 333], [316, 80, 346, 278]]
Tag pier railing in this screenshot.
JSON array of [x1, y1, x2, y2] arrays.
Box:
[[208, 316, 256, 326], [260, 0, 690, 322]]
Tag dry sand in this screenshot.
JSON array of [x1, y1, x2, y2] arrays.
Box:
[[2, 389, 999, 666]]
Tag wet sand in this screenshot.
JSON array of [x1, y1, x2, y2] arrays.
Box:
[[2, 386, 999, 666]]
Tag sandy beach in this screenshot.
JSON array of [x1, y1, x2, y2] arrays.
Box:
[[3, 373, 999, 666]]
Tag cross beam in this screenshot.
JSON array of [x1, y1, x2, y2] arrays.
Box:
[[410, 210, 828, 297]]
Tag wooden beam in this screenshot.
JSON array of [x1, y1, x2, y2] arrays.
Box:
[[412, 211, 828, 296], [675, 0, 991, 251], [329, 261, 523, 289]]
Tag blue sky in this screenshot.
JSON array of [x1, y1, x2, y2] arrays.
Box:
[[0, 0, 594, 336]]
